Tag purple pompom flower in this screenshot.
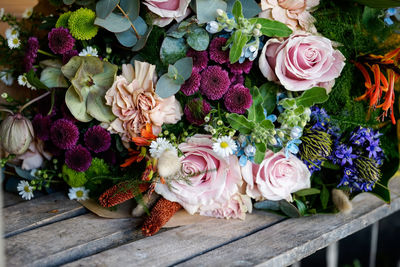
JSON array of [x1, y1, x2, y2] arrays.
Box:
[[187, 49, 208, 71], [229, 74, 244, 86], [228, 59, 253, 75], [48, 27, 75, 54], [209, 37, 229, 64], [32, 114, 52, 141], [65, 145, 92, 172], [84, 125, 111, 153], [181, 69, 201, 96], [200, 65, 231, 100], [184, 98, 211, 126], [24, 37, 39, 72], [62, 49, 78, 64], [50, 119, 79, 150], [224, 84, 253, 114]]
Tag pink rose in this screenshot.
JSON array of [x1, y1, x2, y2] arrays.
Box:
[[259, 0, 320, 33], [199, 194, 252, 220], [155, 134, 243, 215], [241, 150, 311, 201], [144, 0, 191, 27], [259, 34, 345, 92]]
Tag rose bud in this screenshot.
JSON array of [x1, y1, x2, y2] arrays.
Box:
[[0, 113, 34, 155]]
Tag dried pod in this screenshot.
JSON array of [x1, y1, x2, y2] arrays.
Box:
[[0, 113, 34, 155], [157, 150, 181, 178], [332, 189, 353, 214]]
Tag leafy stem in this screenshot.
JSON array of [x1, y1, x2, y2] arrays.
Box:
[[18, 91, 51, 113], [116, 4, 140, 39]]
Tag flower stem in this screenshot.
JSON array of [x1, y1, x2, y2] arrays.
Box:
[[37, 49, 56, 58], [18, 91, 51, 113], [116, 4, 140, 39], [0, 108, 14, 115]]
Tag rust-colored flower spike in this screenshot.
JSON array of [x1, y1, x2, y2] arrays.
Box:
[[142, 198, 182, 236], [98, 182, 149, 208]]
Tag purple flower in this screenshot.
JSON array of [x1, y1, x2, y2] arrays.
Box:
[[84, 125, 111, 153], [366, 139, 382, 159], [303, 159, 322, 174], [334, 144, 357, 166], [24, 37, 39, 72], [223, 84, 253, 114], [32, 114, 52, 141], [62, 49, 78, 65], [50, 119, 79, 150], [181, 69, 201, 96], [65, 145, 92, 172], [184, 98, 211, 126], [228, 59, 253, 75], [187, 49, 208, 71], [229, 74, 244, 86], [209, 37, 229, 64], [48, 27, 75, 54], [200, 65, 230, 100]]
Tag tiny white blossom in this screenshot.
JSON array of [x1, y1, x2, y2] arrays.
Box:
[[68, 187, 89, 201], [79, 46, 98, 57], [18, 74, 27, 86], [26, 80, 36, 90], [0, 71, 13, 86], [212, 136, 237, 158], [149, 137, 177, 158], [5, 27, 19, 39], [8, 36, 20, 49], [204, 125, 213, 132], [1, 92, 8, 98], [0, 8, 4, 19], [17, 180, 34, 200], [22, 7, 33, 19]]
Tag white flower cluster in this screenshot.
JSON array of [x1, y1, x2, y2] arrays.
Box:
[[5, 26, 20, 49], [149, 137, 177, 158], [18, 74, 36, 90]]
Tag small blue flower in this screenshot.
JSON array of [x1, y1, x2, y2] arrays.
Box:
[[285, 138, 302, 158], [366, 139, 382, 159], [334, 144, 357, 166], [235, 136, 255, 166], [264, 109, 277, 122]]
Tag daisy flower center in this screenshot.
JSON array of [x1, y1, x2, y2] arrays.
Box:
[[13, 39, 18, 44], [24, 186, 31, 193], [220, 141, 229, 148], [76, 190, 84, 198]]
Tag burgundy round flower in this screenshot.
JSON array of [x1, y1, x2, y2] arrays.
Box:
[[65, 145, 92, 172], [229, 74, 244, 86], [32, 114, 52, 141], [62, 49, 78, 64], [184, 98, 211, 126], [228, 59, 253, 75], [209, 37, 229, 64], [200, 65, 231, 100], [50, 119, 79, 150], [187, 49, 208, 71], [181, 69, 201, 96], [97, 149, 117, 165], [224, 84, 253, 114], [84, 125, 111, 153], [24, 37, 39, 72], [48, 27, 75, 54]]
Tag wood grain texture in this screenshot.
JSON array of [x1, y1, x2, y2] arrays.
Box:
[[63, 211, 285, 267], [3, 191, 25, 207], [5, 213, 143, 267], [177, 178, 400, 267], [4, 192, 87, 237]]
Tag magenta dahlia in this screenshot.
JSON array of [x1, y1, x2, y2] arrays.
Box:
[[48, 27, 75, 54], [229, 74, 244, 86], [187, 49, 209, 71], [184, 98, 211, 126], [224, 84, 253, 114], [32, 114, 52, 141], [84, 125, 111, 153], [181, 70, 201, 96], [228, 59, 253, 75], [200, 66, 231, 100], [209, 37, 229, 64], [65, 145, 92, 172], [62, 49, 78, 64], [50, 119, 79, 150]]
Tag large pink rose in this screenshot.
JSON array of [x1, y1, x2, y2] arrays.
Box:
[[155, 134, 244, 216], [199, 194, 252, 220], [241, 150, 311, 201], [259, 0, 319, 33], [144, 0, 191, 27], [259, 34, 345, 92]]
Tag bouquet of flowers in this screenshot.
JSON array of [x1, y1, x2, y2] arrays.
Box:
[[1, 0, 400, 236]]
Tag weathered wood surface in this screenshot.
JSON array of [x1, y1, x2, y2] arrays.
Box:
[[5, 213, 143, 267], [3, 191, 25, 207], [4, 192, 87, 237], [64, 211, 285, 267]]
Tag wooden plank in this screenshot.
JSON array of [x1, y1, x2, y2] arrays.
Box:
[[4, 192, 86, 237], [176, 177, 400, 267], [64, 211, 285, 267], [5, 214, 143, 267], [3, 191, 25, 208]]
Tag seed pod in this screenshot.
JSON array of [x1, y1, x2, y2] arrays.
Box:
[[0, 113, 34, 155]]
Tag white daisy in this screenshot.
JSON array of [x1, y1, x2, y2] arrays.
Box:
[[26, 80, 36, 90], [5, 27, 19, 39], [22, 7, 33, 19], [0, 8, 5, 20], [68, 187, 89, 201], [0, 71, 14, 86], [212, 136, 237, 158], [79, 46, 98, 57], [17, 180, 34, 200], [149, 137, 177, 158], [17, 74, 27, 86], [8, 36, 21, 49]]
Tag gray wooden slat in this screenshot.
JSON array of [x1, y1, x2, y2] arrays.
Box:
[[6, 213, 143, 267], [63, 211, 285, 267], [3, 191, 25, 207], [176, 178, 400, 267], [4, 192, 87, 237]]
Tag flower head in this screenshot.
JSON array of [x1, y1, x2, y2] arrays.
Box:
[[79, 46, 98, 57], [5, 27, 19, 39], [334, 144, 357, 166], [180, 69, 201, 96], [228, 59, 253, 75], [8, 36, 20, 49], [22, 7, 33, 19], [213, 136, 237, 158], [68, 187, 89, 200], [65, 145, 92, 172], [0, 71, 13, 86], [184, 98, 211, 126], [24, 37, 39, 72], [149, 137, 177, 158], [209, 37, 229, 64], [68, 8, 98, 40], [63, 49, 79, 64], [187, 49, 208, 71], [18, 75, 28, 86], [48, 27, 75, 54], [56, 11, 72, 28], [32, 114, 52, 141], [50, 119, 79, 150], [223, 84, 253, 114], [17, 180, 34, 200], [84, 125, 111, 153], [200, 65, 231, 100]]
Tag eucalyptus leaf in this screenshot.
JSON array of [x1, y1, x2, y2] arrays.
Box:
[[168, 65, 179, 79], [160, 37, 188, 65], [12, 165, 36, 180], [115, 28, 138, 47], [254, 200, 280, 211], [227, 0, 261, 18], [155, 74, 182, 98], [248, 87, 265, 123], [294, 188, 321, 197], [296, 87, 329, 107], [96, 0, 119, 19], [186, 28, 209, 51], [229, 30, 249, 63], [40, 67, 68, 88], [227, 113, 255, 134], [120, 0, 140, 21], [279, 200, 301, 218], [174, 57, 193, 80], [95, 13, 131, 33], [249, 18, 292, 37], [232, 0, 243, 21], [131, 25, 153, 52], [259, 82, 279, 114], [196, 0, 227, 24]]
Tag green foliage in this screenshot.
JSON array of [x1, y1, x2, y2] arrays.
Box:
[[248, 18, 293, 37], [160, 37, 188, 65], [248, 87, 265, 122], [296, 87, 329, 107], [196, 0, 227, 24], [226, 0, 261, 18], [62, 164, 88, 187], [353, 0, 400, 8]]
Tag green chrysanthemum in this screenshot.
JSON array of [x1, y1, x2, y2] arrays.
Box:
[[62, 164, 88, 187], [68, 8, 98, 40], [56, 11, 72, 28]]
